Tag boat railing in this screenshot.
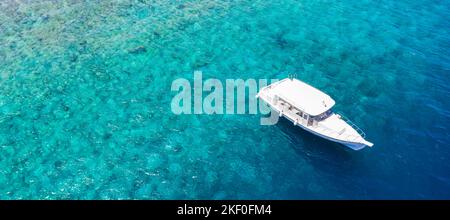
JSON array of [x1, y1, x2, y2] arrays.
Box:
[[337, 112, 366, 139], [312, 122, 362, 143]]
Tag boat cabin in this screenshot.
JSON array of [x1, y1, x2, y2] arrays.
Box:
[[271, 79, 336, 127]]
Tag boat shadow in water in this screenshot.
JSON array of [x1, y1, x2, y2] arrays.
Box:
[[276, 117, 360, 173]]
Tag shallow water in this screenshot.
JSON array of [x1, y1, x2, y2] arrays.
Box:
[[0, 0, 449, 199]]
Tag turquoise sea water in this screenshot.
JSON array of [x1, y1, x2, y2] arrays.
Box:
[[0, 0, 449, 199]]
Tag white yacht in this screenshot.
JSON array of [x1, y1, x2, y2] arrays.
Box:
[[257, 78, 373, 150]]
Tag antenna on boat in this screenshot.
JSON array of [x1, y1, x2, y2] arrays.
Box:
[[288, 73, 297, 80]]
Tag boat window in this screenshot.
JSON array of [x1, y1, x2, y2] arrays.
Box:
[[316, 110, 333, 121], [308, 117, 313, 126]]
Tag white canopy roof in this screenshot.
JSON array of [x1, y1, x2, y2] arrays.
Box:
[[272, 79, 335, 116]]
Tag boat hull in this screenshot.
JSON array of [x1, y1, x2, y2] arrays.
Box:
[[341, 142, 368, 151]]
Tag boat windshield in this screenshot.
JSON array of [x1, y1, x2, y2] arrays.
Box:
[[315, 109, 333, 121]]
